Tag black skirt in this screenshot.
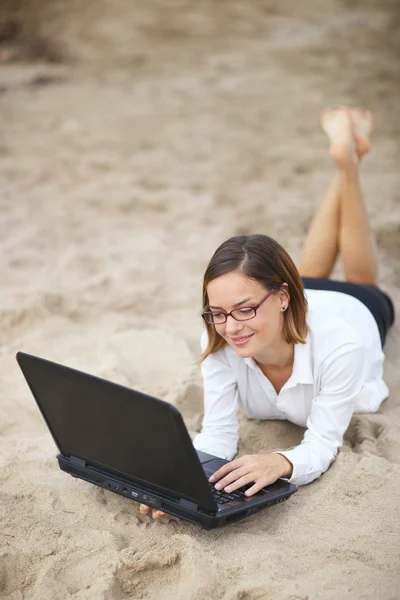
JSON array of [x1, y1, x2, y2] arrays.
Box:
[[301, 277, 395, 348]]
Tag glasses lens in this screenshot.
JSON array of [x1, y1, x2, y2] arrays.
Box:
[[231, 307, 256, 321], [203, 312, 226, 324], [213, 314, 227, 324], [202, 313, 216, 324]]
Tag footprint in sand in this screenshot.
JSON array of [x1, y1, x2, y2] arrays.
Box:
[[344, 413, 400, 463], [0, 552, 32, 598], [113, 548, 181, 598], [114, 507, 146, 528], [39, 539, 118, 597], [49, 490, 75, 514]]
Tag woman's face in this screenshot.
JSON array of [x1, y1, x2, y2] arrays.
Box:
[[206, 271, 288, 360]]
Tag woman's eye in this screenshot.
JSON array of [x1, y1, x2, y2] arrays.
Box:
[[213, 312, 225, 319], [238, 307, 254, 315]]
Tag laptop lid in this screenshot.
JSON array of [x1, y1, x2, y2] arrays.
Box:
[[16, 352, 217, 513]]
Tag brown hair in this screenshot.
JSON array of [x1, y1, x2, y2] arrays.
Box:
[[201, 234, 308, 361]]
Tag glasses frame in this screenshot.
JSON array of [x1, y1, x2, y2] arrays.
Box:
[[202, 287, 279, 325]]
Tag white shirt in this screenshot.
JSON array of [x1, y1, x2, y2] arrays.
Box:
[[193, 289, 389, 486]]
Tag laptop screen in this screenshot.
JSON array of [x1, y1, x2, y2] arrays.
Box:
[[17, 353, 213, 507]]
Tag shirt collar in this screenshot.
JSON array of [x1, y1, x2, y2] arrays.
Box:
[[244, 335, 313, 385]]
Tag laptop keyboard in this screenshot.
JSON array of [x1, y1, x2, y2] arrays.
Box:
[[208, 481, 246, 504]]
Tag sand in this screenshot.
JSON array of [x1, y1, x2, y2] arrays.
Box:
[[0, 1, 400, 598]]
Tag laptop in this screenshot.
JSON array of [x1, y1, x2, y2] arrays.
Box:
[[16, 351, 298, 529]]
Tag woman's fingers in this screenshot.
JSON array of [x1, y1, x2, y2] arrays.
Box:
[[152, 509, 166, 519], [210, 454, 285, 497], [222, 473, 256, 493], [209, 458, 243, 482], [214, 467, 249, 491], [139, 503, 166, 519], [244, 479, 270, 497]]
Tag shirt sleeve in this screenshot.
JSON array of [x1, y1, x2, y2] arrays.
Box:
[[192, 332, 239, 460], [275, 342, 366, 486]]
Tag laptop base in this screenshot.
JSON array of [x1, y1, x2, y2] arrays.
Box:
[[58, 454, 296, 529]]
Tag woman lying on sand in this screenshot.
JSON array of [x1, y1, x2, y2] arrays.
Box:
[[141, 106, 395, 519]]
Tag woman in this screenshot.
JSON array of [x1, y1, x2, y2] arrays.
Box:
[[140, 106, 395, 519]]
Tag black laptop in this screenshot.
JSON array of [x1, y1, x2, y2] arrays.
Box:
[[16, 352, 298, 529]]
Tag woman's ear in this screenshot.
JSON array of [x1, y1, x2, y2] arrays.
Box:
[[279, 283, 290, 310]]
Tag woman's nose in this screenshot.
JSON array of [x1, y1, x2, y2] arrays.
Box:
[[225, 315, 243, 335]]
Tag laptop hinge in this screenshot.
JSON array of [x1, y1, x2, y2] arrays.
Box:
[[70, 456, 86, 468], [179, 498, 198, 511]]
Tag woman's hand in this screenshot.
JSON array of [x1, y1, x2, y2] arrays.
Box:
[[209, 453, 293, 496], [138, 454, 292, 517], [139, 504, 167, 519]]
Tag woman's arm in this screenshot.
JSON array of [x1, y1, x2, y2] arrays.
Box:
[[276, 342, 366, 486], [193, 333, 239, 460]]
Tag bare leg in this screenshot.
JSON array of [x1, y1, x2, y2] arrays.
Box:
[[299, 107, 378, 286], [298, 170, 341, 278], [298, 108, 346, 278], [338, 159, 378, 286]]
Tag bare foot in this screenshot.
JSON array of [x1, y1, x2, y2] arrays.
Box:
[[321, 106, 357, 168], [350, 108, 373, 158]]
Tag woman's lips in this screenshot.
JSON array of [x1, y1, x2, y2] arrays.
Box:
[[231, 334, 254, 346]]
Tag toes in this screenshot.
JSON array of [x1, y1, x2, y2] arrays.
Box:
[[350, 107, 373, 157], [351, 107, 374, 133], [321, 105, 372, 162], [139, 504, 150, 515], [320, 105, 350, 131], [321, 106, 338, 126]]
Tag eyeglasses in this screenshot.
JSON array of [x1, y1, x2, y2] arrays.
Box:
[[202, 288, 278, 325]]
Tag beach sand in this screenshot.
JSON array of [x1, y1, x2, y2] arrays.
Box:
[[0, 1, 399, 598]]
